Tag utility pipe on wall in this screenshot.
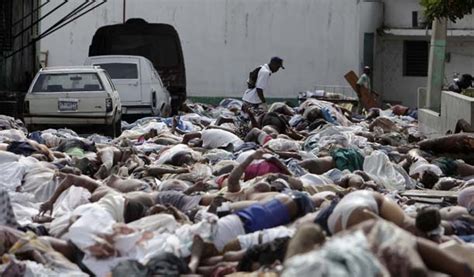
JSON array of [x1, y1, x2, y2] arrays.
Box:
[[123, 0, 126, 23]]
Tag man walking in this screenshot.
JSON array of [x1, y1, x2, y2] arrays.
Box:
[[242, 57, 285, 111], [356, 66, 372, 114]]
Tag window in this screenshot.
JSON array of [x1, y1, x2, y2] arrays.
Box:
[[103, 71, 116, 91], [96, 63, 138, 79], [403, 41, 429, 77], [32, 73, 104, 92]]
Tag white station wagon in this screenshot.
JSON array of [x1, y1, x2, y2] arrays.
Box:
[[23, 66, 122, 137]]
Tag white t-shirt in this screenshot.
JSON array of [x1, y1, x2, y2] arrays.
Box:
[[242, 64, 272, 104], [202, 129, 244, 149], [97, 190, 125, 223], [213, 214, 246, 251], [409, 158, 443, 177]]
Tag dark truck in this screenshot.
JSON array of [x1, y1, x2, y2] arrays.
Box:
[[89, 18, 186, 114]]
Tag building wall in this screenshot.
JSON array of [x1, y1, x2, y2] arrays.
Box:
[[383, 0, 474, 29], [40, 0, 382, 99], [377, 37, 428, 107], [39, 0, 123, 67], [0, 0, 39, 91], [377, 36, 474, 108]]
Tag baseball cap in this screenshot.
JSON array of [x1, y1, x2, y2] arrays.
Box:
[[271, 57, 285, 69]]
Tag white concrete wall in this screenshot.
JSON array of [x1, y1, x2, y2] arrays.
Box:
[[376, 38, 427, 107], [125, 0, 363, 98], [383, 0, 474, 29], [383, 0, 421, 28], [444, 40, 474, 80], [39, 0, 368, 99], [39, 1, 123, 66], [419, 91, 474, 138], [376, 37, 474, 108]]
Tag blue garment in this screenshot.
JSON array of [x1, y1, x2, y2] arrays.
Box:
[[459, 235, 474, 243], [285, 191, 315, 216], [235, 199, 290, 233], [321, 107, 339, 125], [7, 141, 37, 156], [27, 131, 45, 144], [314, 198, 340, 235], [285, 158, 308, 177], [162, 117, 193, 133], [451, 218, 474, 236]]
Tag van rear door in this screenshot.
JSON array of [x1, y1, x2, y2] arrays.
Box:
[[92, 57, 142, 106]]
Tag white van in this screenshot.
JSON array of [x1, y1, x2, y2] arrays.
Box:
[[85, 55, 171, 116]]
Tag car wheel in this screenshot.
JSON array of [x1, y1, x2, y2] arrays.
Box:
[[114, 118, 122, 137], [104, 119, 121, 138]]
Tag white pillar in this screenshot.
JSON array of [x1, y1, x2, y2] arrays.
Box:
[[426, 18, 447, 112]]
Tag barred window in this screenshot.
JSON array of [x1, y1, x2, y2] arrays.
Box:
[[403, 40, 429, 77]]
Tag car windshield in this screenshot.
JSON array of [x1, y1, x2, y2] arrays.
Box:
[[32, 73, 104, 93], [96, 63, 138, 79]]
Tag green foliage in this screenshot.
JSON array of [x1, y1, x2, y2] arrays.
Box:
[[420, 0, 474, 22]]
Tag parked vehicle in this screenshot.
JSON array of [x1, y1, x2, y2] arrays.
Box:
[[23, 66, 122, 137], [84, 55, 171, 116], [89, 19, 186, 114]]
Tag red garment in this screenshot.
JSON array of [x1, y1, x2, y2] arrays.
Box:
[[244, 160, 285, 181]]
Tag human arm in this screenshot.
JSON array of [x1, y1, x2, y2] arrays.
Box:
[[39, 174, 100, 215], [255, 69, 270, 104], [266, 156, 292, 175], [256, 88, 266, 104], [242, 104, 259, 128], [145, 165, 189, 177], [285, 128, 304, 140], [271, 173, 304, 191], [182, 132, 202, 145], [184, 179, 208, 195], [226, 149, 266, 193], [272, 150, 302, 160]]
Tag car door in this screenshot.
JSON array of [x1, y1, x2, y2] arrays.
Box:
[[92, 57, 141, 106]]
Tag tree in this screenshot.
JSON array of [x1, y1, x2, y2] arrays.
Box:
[[420, 0, 474, 22]]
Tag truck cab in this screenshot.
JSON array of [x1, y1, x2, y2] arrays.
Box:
[[85, 55, 171, 116]]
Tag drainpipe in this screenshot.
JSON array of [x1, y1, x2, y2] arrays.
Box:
[[123, 0, 126, 23], [426, 18, 447, 112]]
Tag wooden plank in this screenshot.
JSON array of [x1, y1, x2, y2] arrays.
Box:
[[401, 189, 459, 199], [407, 197, 445, 204], [344, 70, 379, 110]]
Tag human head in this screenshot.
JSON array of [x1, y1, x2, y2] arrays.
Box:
[[262, 125, 279, 138], [170, 151, 195, 166], [269, 57, 285, 73], [363, 66, 371, 74], [416, 207, 441, 234], [253, 182, 272, 193], [123, 198, 147, 223], [459, 74, 473, 90], [458, 186, 474, 214], [269, 178, 290, 192], [419, 170, 440, 189]]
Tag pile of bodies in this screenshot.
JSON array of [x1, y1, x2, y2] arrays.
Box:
[[0, 99, 473, 277]]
